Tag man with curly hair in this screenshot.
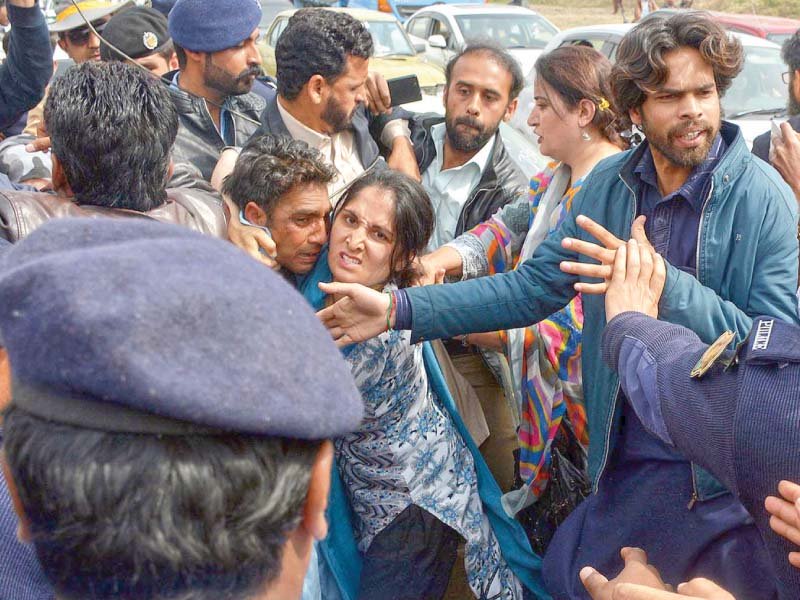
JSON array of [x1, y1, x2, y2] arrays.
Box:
[[315, 12, 799, 597]]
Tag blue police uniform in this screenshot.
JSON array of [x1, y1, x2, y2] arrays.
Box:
[[603, 312, 800, 599]]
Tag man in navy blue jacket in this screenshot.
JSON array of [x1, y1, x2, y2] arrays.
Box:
[[0, 0, 51, 192], [583, 238, 800, 599], [0, 0, 51, 131]]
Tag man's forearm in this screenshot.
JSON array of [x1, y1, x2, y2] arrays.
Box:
[[0, 2, 52, 129]]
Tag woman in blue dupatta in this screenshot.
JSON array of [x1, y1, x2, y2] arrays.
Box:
[[301, 169, 530, 600]]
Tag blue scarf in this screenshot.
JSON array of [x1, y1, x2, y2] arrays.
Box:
[[300, 247, 549, 599]]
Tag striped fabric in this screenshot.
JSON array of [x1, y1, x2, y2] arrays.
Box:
[[468, 163, 588, 497]]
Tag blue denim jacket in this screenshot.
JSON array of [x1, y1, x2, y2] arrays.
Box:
[[404, 122, 800, 501]]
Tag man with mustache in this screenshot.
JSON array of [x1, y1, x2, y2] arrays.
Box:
[[405, 41, 528, 497], [318, 13, 799, 597], [164, 0, 267, 181]]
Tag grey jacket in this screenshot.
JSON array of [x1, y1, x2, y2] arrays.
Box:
[[165, 72, 266, 181]]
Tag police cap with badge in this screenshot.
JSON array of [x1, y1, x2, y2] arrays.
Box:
[[100, 6, 171, 63], [0, 218, 363, 439]]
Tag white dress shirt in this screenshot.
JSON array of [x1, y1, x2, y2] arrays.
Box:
[[421, 123, 495, 251]]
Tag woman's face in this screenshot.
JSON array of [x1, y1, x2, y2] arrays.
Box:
[[527, 77, 582, 162], [328, 185, 397, 289]]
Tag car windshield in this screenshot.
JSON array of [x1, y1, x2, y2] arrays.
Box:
[[723, 45, 786, 118], [363, 20, 415, 57], [766, 32, 793, 46], [454, 14, 558, 50]]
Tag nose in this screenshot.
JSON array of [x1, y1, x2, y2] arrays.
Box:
[[246, 43, 261, 67], [309, 218, 328, 245], [346, 225, 366, 250], [527, 105, 540, 128], [465, 92, 480, 117], [678, 93, 703, 121], [354, 83, 367, 106], [87, 32, 101, 49]]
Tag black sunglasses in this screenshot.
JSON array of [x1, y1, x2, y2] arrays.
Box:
[[65, 20, 107, 46]]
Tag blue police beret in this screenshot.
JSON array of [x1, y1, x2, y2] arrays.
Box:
[[168, 0, 262, 53], [151, 0, 177, 16], [0, 218, 363, 439]]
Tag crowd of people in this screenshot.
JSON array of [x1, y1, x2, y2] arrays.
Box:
[[0, 0, 799, 599]]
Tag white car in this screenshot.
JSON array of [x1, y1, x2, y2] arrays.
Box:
[[404, 4, 559, 78], [509, 23, 787, 149]]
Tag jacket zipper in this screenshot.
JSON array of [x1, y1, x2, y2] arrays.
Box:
[[686, 180, 715, 510], [593, 174, 638, 492]]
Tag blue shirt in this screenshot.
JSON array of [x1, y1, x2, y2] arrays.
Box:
[[541, 135, 775, 599], [634, 134, 725, 276]]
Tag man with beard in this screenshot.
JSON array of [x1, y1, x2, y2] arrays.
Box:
[[316, 13, 799, 598], [219, 8, 416, 206], [406, 41, 528, 499], [165, 0, 266, 181]]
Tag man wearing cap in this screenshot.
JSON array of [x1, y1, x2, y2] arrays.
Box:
[[0, 217, 363, 600], [165, 0, 266, 182], [100, 5, 178, 76], [23, 0, 133, 138]]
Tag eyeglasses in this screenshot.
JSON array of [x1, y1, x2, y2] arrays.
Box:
[[64, 20, 106, 46], [782, 71, 792, 85]]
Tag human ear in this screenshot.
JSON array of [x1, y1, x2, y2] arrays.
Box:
[[302, 440, 333, 541], [629, 106, 642, 127], [577, 98, 597, 129], [503, 97, 518, 122], [244, 201, 268, 227], [307, 75, 326, 106]]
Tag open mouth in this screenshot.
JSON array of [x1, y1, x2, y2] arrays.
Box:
[[339, 252, 361, 267]]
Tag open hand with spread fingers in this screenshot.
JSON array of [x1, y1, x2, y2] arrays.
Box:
[[316, 281, 393, 347], [560, 214, 655, 294]]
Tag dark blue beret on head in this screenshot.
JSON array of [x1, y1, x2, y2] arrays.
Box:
[[0, 218, 363, 439], [168, 0, 262, 53]]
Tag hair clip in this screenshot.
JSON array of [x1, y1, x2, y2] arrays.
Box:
[[597, 97, 611, 112]]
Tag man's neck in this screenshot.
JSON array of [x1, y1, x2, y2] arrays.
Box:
[[441, 135, 485, 171], [178, 69, 224, 129], [278, 96, 330, 136], [650, 147, 694, 197]]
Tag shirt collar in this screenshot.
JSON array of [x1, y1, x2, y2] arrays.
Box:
[[431, 122, 495, 177], [277, 99, 331, 150], [633, 133, 726, 211]]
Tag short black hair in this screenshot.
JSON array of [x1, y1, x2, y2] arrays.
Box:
[[44, 61, 178, 211], [782, 28, 800, 73], [222, 134, 336, 219], [444, 40, 524, 101], [275, 9, 373, 100], [335, 169, 434, 288], [4, 406, 322, 600]]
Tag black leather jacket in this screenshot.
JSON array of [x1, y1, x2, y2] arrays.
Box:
[[410, 113, 528, 236], [165, 71, 266, 181]]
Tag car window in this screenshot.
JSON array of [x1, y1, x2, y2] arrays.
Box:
[[454, 14, 557, 50], [723, 44, 786, 117], [407, 16, 431, 39], [431, 17, 455, 49], [560, 36, 609, 54], [268, 18, 288, 48], [767, 33, 792, 46], [363, 20, 416, 57]]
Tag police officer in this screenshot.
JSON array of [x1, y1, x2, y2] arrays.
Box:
[[0, 218, 363, 600], [581, 239, 800, 599]]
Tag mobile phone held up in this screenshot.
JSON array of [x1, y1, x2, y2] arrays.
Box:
[[387, 75, 422, 107]]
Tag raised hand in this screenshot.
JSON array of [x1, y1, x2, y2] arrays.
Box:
[[316, 282, 392, 347], [560, 214, 654, 294], [604, 239, 666, 322]]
